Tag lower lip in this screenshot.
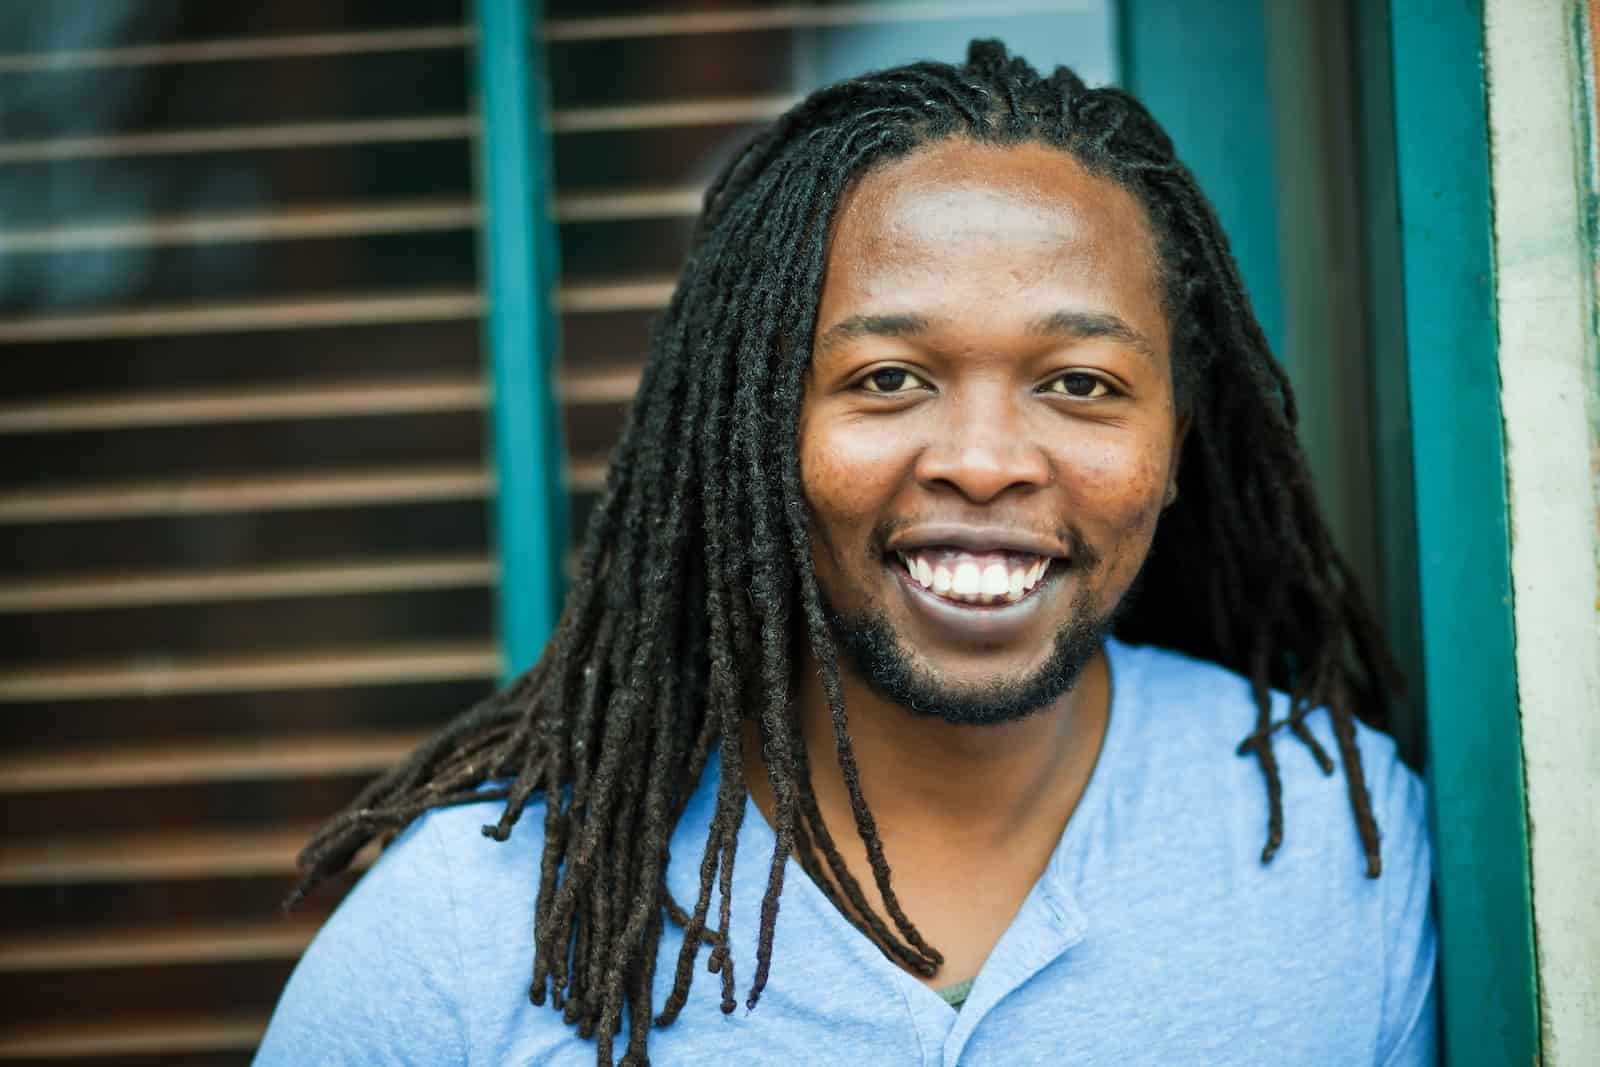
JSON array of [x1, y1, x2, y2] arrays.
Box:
[[888, 560, 1057, 644]]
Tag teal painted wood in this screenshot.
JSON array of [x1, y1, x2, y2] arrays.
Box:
[[1386, 1, 1538, 1062], [1115, 0, 1286, 365], [475, 0, 566, 676], [1351, 0, 1427, 769]]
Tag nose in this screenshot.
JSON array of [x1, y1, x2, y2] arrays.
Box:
[[912, 387, 1051, 503]]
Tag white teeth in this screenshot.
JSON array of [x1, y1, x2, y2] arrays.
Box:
[[899, 550, 1052, 605], [980, 563, 1009, 596], [952, 561, 981, 595]]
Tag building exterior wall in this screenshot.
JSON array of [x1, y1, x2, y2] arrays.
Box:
[[1483, 1, 1600, 1061]]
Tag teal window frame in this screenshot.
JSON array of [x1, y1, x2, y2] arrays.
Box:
[[1386, 0, 1538, 1061], [475, 0, 567, 677]]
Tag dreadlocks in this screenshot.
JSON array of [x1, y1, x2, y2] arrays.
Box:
[[290, 40, 1400, 1066]]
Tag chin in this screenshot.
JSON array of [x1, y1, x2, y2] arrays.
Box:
[[827, 597, 1111, 728]]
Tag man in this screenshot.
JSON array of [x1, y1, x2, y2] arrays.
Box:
[[259, 42, 1435, 1066]]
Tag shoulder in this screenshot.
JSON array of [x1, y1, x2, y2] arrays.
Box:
[[1076, 640, 1436, 1062], [1103, 637, 1428, 881], [258, 792, 553, 1065]]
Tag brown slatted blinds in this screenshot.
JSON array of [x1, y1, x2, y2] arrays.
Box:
[[0, 2, 490, 1062], [0, 1, 1111, 1061]]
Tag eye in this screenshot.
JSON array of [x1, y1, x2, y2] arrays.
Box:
[[858, 366, 928, 394], [1043, 372, 1112, 399]]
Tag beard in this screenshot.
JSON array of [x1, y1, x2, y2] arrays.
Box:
[[824, 575, 1118, 728]]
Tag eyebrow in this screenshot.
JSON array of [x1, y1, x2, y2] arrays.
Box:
[[814, 309, 1157, 360], [1028, 310, 1157, 360], [814, 312, 930, 354]]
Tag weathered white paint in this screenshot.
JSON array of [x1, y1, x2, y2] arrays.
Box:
[[1482, 1, 1600, 1062]]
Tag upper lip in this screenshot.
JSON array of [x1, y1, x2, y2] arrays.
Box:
[[885, 524, 1068, 559]]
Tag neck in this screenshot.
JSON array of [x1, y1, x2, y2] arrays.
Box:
[[744, 642, 1112, 854]]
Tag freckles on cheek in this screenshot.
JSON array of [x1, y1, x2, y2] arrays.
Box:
[[800, 425, 895, 524], [1065, 442, 1169, 523]]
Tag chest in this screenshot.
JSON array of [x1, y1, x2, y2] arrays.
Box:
[[481, 878, 1383, 1067], [893, 856, 1045, 989]]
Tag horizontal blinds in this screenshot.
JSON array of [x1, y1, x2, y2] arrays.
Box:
[[0, 3, 489, 1062], [0, 1, 1108, 1060]]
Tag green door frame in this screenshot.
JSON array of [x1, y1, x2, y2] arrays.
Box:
[[474, 0, 567, 677], [1385, 0, 1538, 1061]]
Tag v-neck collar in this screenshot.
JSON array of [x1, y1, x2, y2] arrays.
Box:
[[723, 637, 1140, 1064]]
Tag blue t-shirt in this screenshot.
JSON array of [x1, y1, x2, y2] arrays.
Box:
[[258, 638, 1437, 1065]]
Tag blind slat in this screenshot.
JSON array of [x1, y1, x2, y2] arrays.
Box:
[[0, 282, 676, 344], [0, 25, 473, 73], [0, 556, 494, 612], [0, 1015, 265, 1059], [544, 1, 1091, 41], [0, 642, 498, 702], [0, 371, 631, 435], [0, 378, 487, 434], [0, 94, 795, 164], [0, 732, 429, 792], [0, 201, 480, 252], [549, 95, 793, 133], [559, 279, 675, 313], [0, 920, 319, 971], [0, 189, 701, 252], [0, 824, 366, 885], [0, 291, 483, 343], [0, 466, 492, 524], [0, 116, 477, 164]]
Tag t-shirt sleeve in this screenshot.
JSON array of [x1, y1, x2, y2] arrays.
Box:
[[1376, 754, 1439, 1066], [255, 814, 469, 1065]]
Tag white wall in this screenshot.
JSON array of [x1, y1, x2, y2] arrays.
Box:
[[1482, 1, 1600, 1062]]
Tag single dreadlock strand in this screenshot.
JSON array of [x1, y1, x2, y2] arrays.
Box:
[[1327, 681, 1384, 877], [621, 900, 667, 1065], [785, 714, 938, 971]]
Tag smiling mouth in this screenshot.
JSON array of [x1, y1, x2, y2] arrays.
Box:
[[893, 548, 1053, 607]]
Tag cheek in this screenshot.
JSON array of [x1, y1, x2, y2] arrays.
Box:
[[799, 413, 909, 533], [1057, 430, 1173, 542]]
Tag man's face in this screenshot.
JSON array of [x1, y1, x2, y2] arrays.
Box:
[[800, 139, 1183, 724]]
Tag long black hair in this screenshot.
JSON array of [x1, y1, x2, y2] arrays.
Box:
[[290, 41, 1399, 1066]]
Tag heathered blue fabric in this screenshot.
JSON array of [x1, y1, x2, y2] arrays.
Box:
[[257, 638, 1437, 1065]]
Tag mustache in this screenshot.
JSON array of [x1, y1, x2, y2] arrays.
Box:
[[866, 516, 1101, 570]]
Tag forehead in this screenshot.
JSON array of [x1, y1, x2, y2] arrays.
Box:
[[817, 139, 1167, 348]]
